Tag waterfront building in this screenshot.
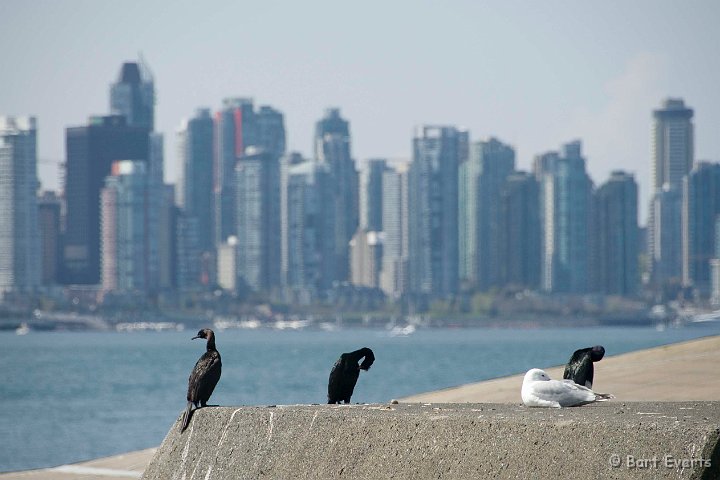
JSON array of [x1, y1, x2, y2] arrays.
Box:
[[459, 137, 515, 289], [650, 185, 683, 287], [682, 162, 720, 297], [380, 164, 409, 299], [0, 116, 41, 295], [214, 99, 286, 246], [281, 154, 335, 303], [540, 141, 593, 293], [214, 98, 255, 245], [178, 109, 215, 251], [110, 60, 154, 131], [350, 229, 383, 289], [64, 115, 149, 284], [217, 237, 237, 292], [651, 98, 694, 191], [359, 159, 388, 232], [235, 148, 281, 293], [648, 98, 694, 289], [256, 105, 286, 159], [711, 259, 720, 306], [109, 59, 161, 292], [314, 108, 358, 283], [533, 151, 560, 180], [100, 161, 148, 293], [498, 171, 541, 289], [408, 126, 465, 297], [146, 132, 163, 293], [38, 191, 62, 286], [176, 211, 202, 290], [595, 171, 639, 296], [158, 185, 177, 290]]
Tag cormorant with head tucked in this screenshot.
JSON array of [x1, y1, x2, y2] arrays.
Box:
[[563, 345, 605, 388], [328, 347, 375, 404], [180, 328, 222, 432]]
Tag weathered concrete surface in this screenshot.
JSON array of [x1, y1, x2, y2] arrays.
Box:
[[142, 403, 720, 479], [401, 335, 720, 403]]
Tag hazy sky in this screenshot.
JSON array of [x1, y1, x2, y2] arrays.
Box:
[[2, 1, 720, 222]]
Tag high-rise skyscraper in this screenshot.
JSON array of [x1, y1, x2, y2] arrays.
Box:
[[651, 99, 694, 191], [214, 98, 256, 245], [650, 186, 682, 288], [235, 148, 281, 293], [595, 171, 639, 296], [158, 185, 177, 290], [256, 106, 286, 159], [100, 161, 149, 293], [214, 99, 286, 246], [38, 191, 62, 286], [350, 230, 383, 288], [540, 141, 593, 293], [63, 115, 149, 284], [379, 164, 409, 299], [650, 186, 682, 287], [498, 171, 541, 290], [146, 132, 163, 293], [409, 126, 465, 298], [359, 159, 388, 232], [110, 60, 154, 131], [314, 108, 358, 283], [533, 151, 560, 180], [217, 237, 237, 292], [682, 162, 720, 296], [280, 154, 335, 302], [178, 108, 215, 251], [648, 98, 694, 290], [459, 137, 515, 289], [176, 211, 201, 290], [109, 59, 161, 293], [0, 116, 41, 295]]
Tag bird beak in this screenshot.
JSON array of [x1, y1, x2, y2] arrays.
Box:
[[191, 335, 200, 340]]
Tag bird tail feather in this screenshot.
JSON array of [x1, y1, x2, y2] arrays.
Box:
[[180, 401, 193, 432], [594, 393, 615, 401]]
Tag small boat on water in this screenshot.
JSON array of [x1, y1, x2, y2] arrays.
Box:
[[15, 322, 30, 335], [388, 324, 416, 337]]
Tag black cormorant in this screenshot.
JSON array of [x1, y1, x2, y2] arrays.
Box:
[[562, 345, 605, 388], [327, 347, 375, 404], [180, 328, 222, 432]]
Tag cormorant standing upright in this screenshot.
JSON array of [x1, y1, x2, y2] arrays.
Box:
[[563, 345, 605, 388], [327, 347, 375, 404], [180, 328, 222, 432]]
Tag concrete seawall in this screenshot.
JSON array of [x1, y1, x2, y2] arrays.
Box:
[[142, 402, 720, 479]]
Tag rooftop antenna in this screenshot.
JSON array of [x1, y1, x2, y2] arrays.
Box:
[[137, 51, 154, 82]]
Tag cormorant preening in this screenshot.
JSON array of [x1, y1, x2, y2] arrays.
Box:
[[562, 345, 605, 388], [180, 328, 222, 432], [327, 347, 375, 404]]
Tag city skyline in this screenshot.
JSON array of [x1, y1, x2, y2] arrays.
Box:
[[1, 56, 718, 304], [2, 2, 720, 223]]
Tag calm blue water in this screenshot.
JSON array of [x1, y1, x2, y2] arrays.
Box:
[[2, 324, 720, 472]]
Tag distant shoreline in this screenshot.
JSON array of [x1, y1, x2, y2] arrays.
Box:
[[0, 312, 693, 333]]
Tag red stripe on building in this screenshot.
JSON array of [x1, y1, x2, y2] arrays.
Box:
[[234, 108, 243, 158]]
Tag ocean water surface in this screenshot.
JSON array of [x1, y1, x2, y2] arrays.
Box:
[[2, 324, 720, 472]]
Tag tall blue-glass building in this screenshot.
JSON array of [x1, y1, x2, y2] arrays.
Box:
[[540, 141, 593, 293], [409, 126, 466, 298]]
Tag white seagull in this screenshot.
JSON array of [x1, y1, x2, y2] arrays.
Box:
[[521, 368, 614, 408]]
